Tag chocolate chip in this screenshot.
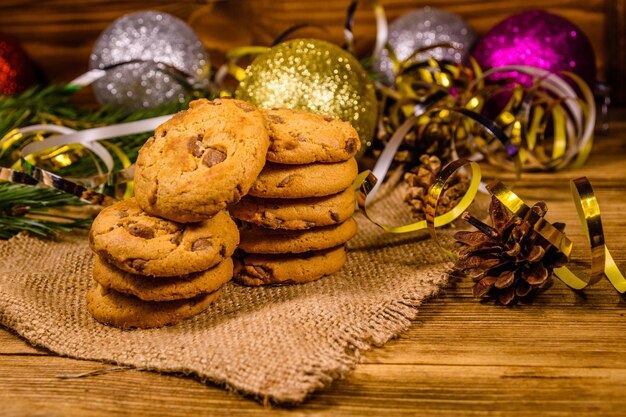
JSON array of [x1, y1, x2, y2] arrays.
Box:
[[127, 223, 155, 239], [117, 210, 129, 218], [266, 114, 285, 124], [345, 137, 358, 154], [232, 184, 244, 202], [330, 211, 340, 223], [148, 179, 158, 205], [188, 137, 205, 158], [191, 238, 212, 251], [160, 130, 167, 137], [99, 249, 114, 262], [276, 175, 295, 188], [219, 244, 227, 257], [202, 148, 227, 168], [235, 102, 255, 112], [261, 211, 284, 228], [129, 259, 147, 271], [170, 231, 183, 246], [283, 140, 298, 150], [296, 134, 307, 142], [323, 116, 334, 122], [246, 265, 271, 279], [210, 100, 222, 106]]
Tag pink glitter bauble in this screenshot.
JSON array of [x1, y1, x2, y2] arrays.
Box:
[[472, 10, 596, 87]]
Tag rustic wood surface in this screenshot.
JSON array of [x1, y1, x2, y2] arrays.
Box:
[[1, 121, 626, 415], [0, 0, 623, 101]]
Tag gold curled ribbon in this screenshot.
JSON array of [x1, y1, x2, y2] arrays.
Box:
[[0, 166, 116, 206], [212, 46, 271, 87], [378, 53, 596, 173], [355, 159, 626, 294], [459, 66, 596, 172], [355, 159, 481, 246]]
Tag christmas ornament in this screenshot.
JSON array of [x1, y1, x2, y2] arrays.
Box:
[[374, 7, 476, 85], [472, 10, 596, 87], [235, 39, 378, 152], [403, 155, 469, 221], [89, 11, 210, 111], [0, 32, 35, 95], [452, 196, 568, 304]]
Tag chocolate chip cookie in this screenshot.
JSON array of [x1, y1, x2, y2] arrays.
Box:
[[89, 198, 239, 277], [92, 256, 234, 302], [229, 187, 355, 230], [238, 217, 357, 254], [234, 245, 346, 285], [87, 282, 221, 329], [248, 158, 358, 199], [134, 98, 270, 222], [261, 108, 360, 164]]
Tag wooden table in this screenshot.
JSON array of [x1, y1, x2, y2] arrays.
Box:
[[1, 114, 625, 416]]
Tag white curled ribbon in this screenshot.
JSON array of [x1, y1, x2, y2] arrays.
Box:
[[3, 115, 170, 204], [21, 116, 171, 159]]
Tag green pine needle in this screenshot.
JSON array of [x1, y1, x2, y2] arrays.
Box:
[[0, 85, 213, 176], [0, 85, 215, 239], [0, 182, 91, 240]]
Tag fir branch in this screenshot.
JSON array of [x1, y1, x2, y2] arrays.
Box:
[[0, 182, 91, 240], [0, 85, 214, 238], [0, 85, 212, 177]]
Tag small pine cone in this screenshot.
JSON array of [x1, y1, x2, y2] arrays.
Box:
[[377, 113, 454, 166], [403, 155, 469, 221], [451, 197, 569, 305]]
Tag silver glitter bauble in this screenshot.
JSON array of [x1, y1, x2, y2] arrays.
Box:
[[374, 7, 476, 85], [89, 11, 209, 111]]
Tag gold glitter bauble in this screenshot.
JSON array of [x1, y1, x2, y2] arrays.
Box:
[[235, 39, 378, 152]]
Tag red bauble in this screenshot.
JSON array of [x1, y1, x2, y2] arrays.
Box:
[[0, 33, 35, 95]]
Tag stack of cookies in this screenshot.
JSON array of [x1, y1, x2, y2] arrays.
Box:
[[231, 108, 360, 286], [87, 98, 270, 328], [88, 200, 239, 328]]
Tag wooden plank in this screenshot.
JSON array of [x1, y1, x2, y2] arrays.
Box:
[[3, 357, 626, 416], [2, 268, 626, 417], [0, 329, 47, 355], [607, 0, 626, 102]]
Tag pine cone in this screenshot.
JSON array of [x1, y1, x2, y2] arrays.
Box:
[[451, 197, 568, 305], [403, 155, 469, 221], [377, 117, 454, 166]]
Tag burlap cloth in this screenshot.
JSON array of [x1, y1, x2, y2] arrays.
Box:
[[0, 183, 451, 404]]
